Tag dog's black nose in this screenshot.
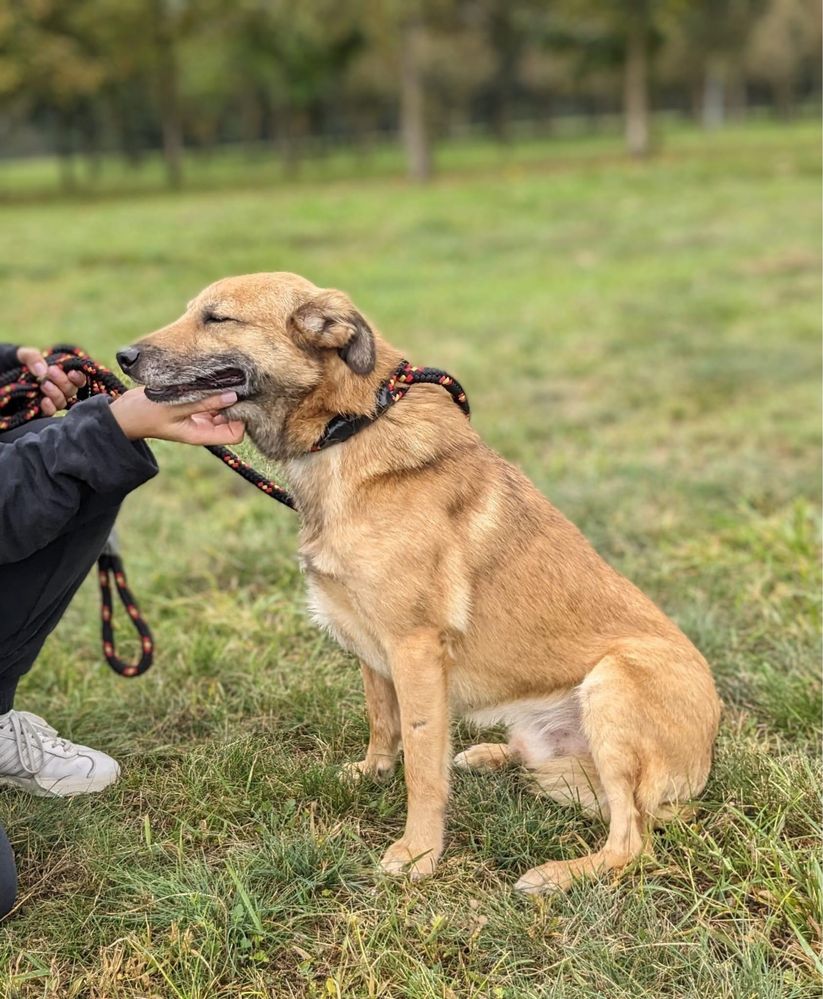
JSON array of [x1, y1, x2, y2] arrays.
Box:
[[116, 346, 141, 372]]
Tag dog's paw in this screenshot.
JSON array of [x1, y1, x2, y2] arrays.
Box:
[[380, 838, 441, 880], [515, 861, 575, 895], [453, 743, 511, 772], [340, 758, 395, 784]]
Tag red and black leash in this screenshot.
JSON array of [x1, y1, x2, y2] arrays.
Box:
[[0, 345, 469, 677]]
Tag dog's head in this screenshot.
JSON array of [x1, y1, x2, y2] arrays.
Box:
[[119, 272, 389, 456]]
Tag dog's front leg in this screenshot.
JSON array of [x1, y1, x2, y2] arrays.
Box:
[[342, 662, 401, 781], [380, 629, 449, 880]]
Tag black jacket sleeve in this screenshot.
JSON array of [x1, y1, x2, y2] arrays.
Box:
[[0, 396, 157, 564], [0, 344, 18, 373]]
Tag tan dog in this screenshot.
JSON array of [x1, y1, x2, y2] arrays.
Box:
[[122, 272, 721, 893]]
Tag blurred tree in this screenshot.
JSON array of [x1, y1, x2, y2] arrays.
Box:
[[460, 0, 546, 142], [150, 0, 185, 186], [0, 0, 105, 188], [622, 0, 652, 155], [672, 0, 764, 129], [94, 0, 208, 187], [745, 0, 821, 117], [0, 0, 205, 188], [359, 0, 467, 182], [218, 0, 364, 174], [549, 0, 664, 157], [400, 11, 431, 180], [0, 0, 816, 191], [359, 0, 436, 182]]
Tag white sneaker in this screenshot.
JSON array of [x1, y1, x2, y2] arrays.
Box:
[[0, 710, 120, 797]]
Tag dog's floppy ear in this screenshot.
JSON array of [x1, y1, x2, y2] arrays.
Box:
[[290, 290, 376, 375]]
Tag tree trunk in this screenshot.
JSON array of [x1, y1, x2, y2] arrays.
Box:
[[80, 102, 103, 183], [119, 126, 145, 170], [773, 77, 794, 119], [276, 103, 306, 178], [623, 9, 650, 157], [115, 86, 145, 169], [488, 8, 519, 143], [400, 17, 432, 182], [55, 110, 77, 193], [726, 70, 747, 122], [690, 78, 703, 122], [702, 55, 727, 130], [153, 1, 183, 188]]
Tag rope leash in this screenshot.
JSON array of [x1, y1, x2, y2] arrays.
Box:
[[0, 345, 470, 677]]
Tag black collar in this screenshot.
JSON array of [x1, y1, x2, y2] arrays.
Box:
[[311, 359, 470, 452]]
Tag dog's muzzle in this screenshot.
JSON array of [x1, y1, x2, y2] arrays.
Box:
[[140, 366, 248, 403], [117, 346, 250, 403]]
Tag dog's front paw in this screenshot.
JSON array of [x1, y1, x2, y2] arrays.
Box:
[[340, 757, 396, 784], [380, 837, 442, 880]]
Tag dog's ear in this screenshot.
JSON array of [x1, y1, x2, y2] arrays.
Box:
[[290, 290, 376, 375]]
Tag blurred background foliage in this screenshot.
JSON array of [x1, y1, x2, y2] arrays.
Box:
[[0, 0, 819, 191]]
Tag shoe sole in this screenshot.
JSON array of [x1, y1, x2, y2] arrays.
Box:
[[0, 769, 120, 798]]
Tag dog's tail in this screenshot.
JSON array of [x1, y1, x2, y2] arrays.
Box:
[[529, 755, 697, 825]]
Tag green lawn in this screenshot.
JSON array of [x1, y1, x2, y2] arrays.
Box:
[[0, 121, 820, 998]]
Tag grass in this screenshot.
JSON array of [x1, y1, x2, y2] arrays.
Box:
[[0, 119, 819, 998]]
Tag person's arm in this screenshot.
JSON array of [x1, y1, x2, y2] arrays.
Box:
[[0, 388, 243, 564], [0, 344, 20, 374], [0, 397, 157, 563]]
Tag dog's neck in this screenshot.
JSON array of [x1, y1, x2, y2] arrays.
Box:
[[283, 379, 478, 531], [238, 339, 478, 528], [237, 342, 403, 463], [286, 344, 406, 455]]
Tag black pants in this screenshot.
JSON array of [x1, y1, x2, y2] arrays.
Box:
[[0, 418, 119, 919], [0, 822, 15, 919]]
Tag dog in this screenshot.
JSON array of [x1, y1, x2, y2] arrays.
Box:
[[120, 272, 721, 893]]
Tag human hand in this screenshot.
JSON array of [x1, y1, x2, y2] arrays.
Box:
[[110, 387, 245, 445], [16, 346, 86, 417]]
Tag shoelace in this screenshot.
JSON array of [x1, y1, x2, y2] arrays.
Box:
[[1, 711, 72, 776]]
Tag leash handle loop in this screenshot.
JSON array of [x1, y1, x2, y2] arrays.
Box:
[[97, 550, 154, 677]]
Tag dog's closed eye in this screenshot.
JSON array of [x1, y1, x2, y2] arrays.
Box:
[[203, 309, 238, 325]]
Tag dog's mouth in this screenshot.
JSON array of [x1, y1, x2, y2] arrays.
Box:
[[143, 367, 248, 403]]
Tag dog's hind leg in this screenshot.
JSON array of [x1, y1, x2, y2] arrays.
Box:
[[515, 640, 719, 894], [515, 688, 646, 892]]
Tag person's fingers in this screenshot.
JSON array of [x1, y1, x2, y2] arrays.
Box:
[[188, 412, 244, 434], [67, 371, 86, 387], [224, 421, 245, 444], [205, 420, 245, 445], [41, 397, 56, 417], [16, 347, 48, 380], [188, 412, 221, 428], [182, 418, 245, 446], [40, 380, 68, 410], [46, 365, 78, 400], [168, 391, 239, 418]]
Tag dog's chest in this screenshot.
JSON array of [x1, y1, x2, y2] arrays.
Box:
[[299, 543, 391, 678]]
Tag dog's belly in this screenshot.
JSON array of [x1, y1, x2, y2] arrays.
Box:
[[469, 691, 590, 766]]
